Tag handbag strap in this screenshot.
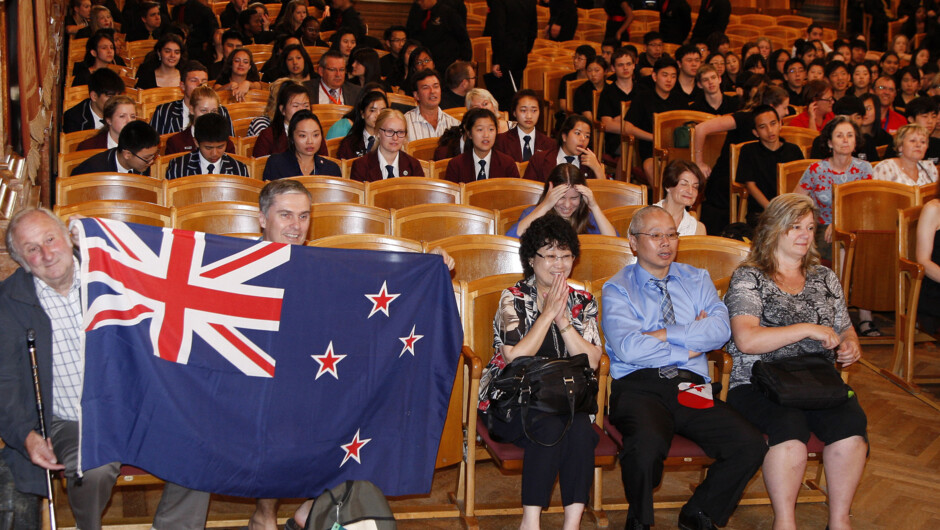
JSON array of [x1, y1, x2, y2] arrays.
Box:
[[520, 375, 578, 447]]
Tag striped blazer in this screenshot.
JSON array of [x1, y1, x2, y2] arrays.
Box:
[[62, 99, 98, 134], [165, 153, 249, 180], [149, 99, 235, 136]]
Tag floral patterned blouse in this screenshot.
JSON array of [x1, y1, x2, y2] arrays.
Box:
[[724, 265, 852, 389], [872, 158, 939, 186], [798, 158, 873, 225], [478, 276, 600, 411]]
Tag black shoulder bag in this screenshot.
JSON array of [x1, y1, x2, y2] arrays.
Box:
[[750, 354, 853, 410], [487, 353, 598, 446]]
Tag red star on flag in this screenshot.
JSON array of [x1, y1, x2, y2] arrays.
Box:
[[399, 325, 424, 357], [340, 429, 372, 467], [364, 281, 400, 318], [311, 341, 346, 380]]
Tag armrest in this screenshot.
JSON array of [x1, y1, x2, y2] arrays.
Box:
[[831, 226, 857, 292], [898, 256, 925, 281], [462, 345, 484, 381], [707, 349, 732, 401]]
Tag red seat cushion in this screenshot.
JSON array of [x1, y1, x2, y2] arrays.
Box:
[[120, 465, 150, 476]]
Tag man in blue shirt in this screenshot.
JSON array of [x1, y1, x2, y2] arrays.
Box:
[[602, 206, 766, 530]]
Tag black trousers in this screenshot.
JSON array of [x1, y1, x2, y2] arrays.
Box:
[[487, 411, 598, 508], [609, 370, 767, 525]]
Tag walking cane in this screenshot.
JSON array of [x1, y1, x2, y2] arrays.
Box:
[[27, 329, 57, 530]]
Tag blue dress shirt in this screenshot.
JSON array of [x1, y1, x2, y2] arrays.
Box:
[[601, 262, 731, 381]]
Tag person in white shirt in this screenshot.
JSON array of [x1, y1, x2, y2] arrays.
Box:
[[404, 69, 459, 142]]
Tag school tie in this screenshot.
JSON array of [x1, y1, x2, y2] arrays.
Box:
[[564, 155, 575, 165], [366, 136, 374, 151], [385, 164, 395, 179], [523, 135, 532, 161], [477, 160, 487, 180], [207, 163, 214, 174], [650, 278, 676, 325]]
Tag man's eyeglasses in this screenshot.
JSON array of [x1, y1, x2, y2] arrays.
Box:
[[379, 128, 407, 138], [632, 232, 679, 242]]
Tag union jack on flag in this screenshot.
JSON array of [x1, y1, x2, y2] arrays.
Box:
[[75, 218, 462, 498], [82, 218, 289, 377]]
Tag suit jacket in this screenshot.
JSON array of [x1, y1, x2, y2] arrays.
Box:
[[170, 0, 217, 64], [405, 2, 472, 71], [165, 152, 249, 179], [337, 133, 370, 160], [164, 128, 237, 156], [487, 0, 537, 73], [262, 151, 341, 180], [494, 127, 557, 163], [660, 0, 692, 45], [252, 126, 329, 157], [443, 150, 520, 183], [690, 0, 731, 43], [63, 99, 98, 134], [303, 79, 362, 106], [0, 267, 58, 496], [149, 99, 234, 136], [71, 148, 152, 176], [350, 151, 424, 182], [522, 147, 593, 182], [76, 130, 111, 151]]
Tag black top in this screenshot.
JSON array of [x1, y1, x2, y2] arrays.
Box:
[[573, 81, 602, 115], [624, 84, 688, 160], [703, 111, 758, 209], [597, 82, 635, 154], [689, 0, 731, 43], [440, 89, 466, 110], [262, 151, 341, 180], [691, 93, 740, 115], [659, 0, 692, 44], [736, 140, 804, 215], [558, 71, 580, 101]]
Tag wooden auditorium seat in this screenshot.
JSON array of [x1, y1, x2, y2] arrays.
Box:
[[392, 203, 497, 242]]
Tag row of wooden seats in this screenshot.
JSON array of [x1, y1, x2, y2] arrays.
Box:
[[56, 172, 647, 213], [0, 152, 30, 220]]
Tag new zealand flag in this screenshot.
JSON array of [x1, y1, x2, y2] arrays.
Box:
[[75, 218, 462, 498]]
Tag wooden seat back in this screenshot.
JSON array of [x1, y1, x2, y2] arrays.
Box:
[[307, 234, 425, 252], [55, 200, 173, 228], [675, 235, 751, 283], [777, 159, 818, 197], [429, 234, 522, 282], [366, 177, 461, 209], [392, 203, 497, 241], [571, 235, 636, 283], [164, 174, 265, 208], [173, 201, 262, 237], [57, 172, 164, 207], [310, 202, 391, 240], [291, 176, 365, 204], [461, 178, 543, 211]]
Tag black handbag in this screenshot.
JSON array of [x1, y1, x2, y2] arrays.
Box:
[[487, 353, 598, 446], [750, 354, 853, 410]]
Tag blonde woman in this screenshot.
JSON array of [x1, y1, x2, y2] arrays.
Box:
[[873, 124, 939, 186], [165, 86, 236, 155], [466, 88, 511, 133]]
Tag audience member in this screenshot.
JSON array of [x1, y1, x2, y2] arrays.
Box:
[[304, 50, 362, 105], [737, 105, 805, 224], [253, 82, 313, 157], [441, 61, 477, 110], [63, 68, 125, 133], [404, 69, 460, 141], [71, 120, 160, 176], [135, 33, 185, 89], [872, 124, 939, 185], [164, 86, 237, 155], [597, 48, 637, 154], [659, 0, 692, 44], [166, 113, 248, 179], [509, 163, 617, 238], [524, 114, 603, 182], [151, 61, 235, 136], [75, 95, 138, 151], [262, 110, 341, 180], [655, 160, 708, 235], [350, 108, 424, 181], [602, 205, 766, 530], [443, 108, 520, 183], [495, 89, 557, 162], [335, 91, 389, 158], [405, 0, 472, 72]]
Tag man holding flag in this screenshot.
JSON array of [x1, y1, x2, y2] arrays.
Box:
[[0, 207, 210, 529]]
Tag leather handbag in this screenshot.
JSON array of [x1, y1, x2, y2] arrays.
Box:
[[750, 354, 853, 410], [487, 353, 598, 446]]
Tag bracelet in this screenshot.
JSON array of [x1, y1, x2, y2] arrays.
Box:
[[559, 322, 574, 334]]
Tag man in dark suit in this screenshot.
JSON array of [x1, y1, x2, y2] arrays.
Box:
[[150, 61, 235, 135], [494, 89, 557, 162], [62, 69, 125, 134], [165, 114, 249, 179], [71, 120, 160, 176], [689, 0, 730, 44], [486, 0, 537, 107], [0, 207, 212, 529], [305, 50, 362, 105], [125, 1, 166, 41], [406, 0, 472, 74]]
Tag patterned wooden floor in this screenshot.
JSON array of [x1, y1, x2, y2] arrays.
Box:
[[53, 336, 940, 529]]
